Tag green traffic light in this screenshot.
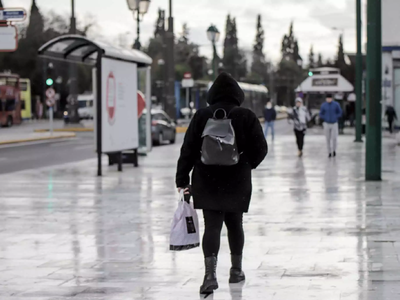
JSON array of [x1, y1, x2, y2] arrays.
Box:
[[46, 78, 54, 86], [308, 71, 313, 77]]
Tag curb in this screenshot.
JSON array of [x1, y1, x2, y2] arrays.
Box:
[[0, 133, 76, 145], [176, 127, 188, 134], [34, 128, 94, 133]]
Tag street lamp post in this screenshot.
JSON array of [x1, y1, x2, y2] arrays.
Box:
[[207, 25, 220, 81], [70, 0, 76, 34], [355, 0, 363, 142], [126, 0, 151, 50]]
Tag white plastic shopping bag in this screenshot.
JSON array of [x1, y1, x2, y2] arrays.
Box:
[[170, 191, 200, 251]]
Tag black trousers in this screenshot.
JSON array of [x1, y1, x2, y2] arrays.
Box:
[[294, 129, 305, 151], [389, 119, 394, 133], [202, 210, 244, 257]]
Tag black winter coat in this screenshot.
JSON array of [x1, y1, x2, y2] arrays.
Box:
[[175, 72, 268, 213]]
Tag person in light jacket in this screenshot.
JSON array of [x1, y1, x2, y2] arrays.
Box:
[[289, 98, 311, 157], [176, 72, 268, 295]]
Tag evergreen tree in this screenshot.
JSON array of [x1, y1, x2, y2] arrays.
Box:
[[179, 23, 189, 44], [250, 15, 267, 84], [223, 15, 237, 79], [26, 0, 44, 41], [281, 22, 299, 63], [0, 0, 3, 8], [293, 39, 302, 66], [317, 53, 323, 67], [154, 9, 165, 37], [222, 15, 246, 79], [335, 34, 346, 69], [276, 22, 305, 106], [308, 46, 315, 69]]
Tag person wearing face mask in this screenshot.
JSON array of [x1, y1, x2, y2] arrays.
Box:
[[319, 93, 343, 158], [263, 101, 277, 140]]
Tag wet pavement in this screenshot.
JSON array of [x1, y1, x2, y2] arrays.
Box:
[[1, 126, 400, 300]]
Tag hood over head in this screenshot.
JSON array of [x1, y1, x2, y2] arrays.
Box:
[[207, 72, 244, 106]]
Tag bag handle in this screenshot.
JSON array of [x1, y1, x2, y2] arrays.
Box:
[[179, 189, 191, 203], [213, 108, 227, 119]]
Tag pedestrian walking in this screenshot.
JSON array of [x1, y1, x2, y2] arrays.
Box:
[[289, 98, 311, 157], [175, 72, 268, 295], [385, 105, 398, 134], [263, 102, 277, 140], [319, 93, 343, 158]]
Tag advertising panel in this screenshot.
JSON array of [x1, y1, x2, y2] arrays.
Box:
[[101, 58, 138, 152]]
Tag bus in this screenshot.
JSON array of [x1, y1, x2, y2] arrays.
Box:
[[20, 78, 32, 120], [185, 80, 269, 118], [0, 73, 22, 127]]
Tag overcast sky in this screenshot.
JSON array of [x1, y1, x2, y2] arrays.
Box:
[[3, 0, 367, 64]]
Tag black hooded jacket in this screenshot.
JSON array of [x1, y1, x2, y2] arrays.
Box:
[[175, 72, 268, 213]]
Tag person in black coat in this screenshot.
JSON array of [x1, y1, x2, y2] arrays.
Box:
[[176, 72, 268, 294], [385, 105, 398, 134]]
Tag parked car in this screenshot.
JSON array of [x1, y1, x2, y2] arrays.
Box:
[[143, 109, 176, 145]]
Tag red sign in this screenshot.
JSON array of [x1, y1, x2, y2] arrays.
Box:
[[46, 98, 55, 107], [183, 72, 192, 79], [106, 72, 116, 125], [137, 91, 146, 118], [45, 87, 55, 99]]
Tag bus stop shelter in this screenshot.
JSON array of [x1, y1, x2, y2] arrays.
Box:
[[38, 35, 153, 176], [296, 67, 354, 94]]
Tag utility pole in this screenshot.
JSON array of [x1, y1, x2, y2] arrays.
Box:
[[133, 8, 141, 50], [355, 0, 363, 142], [365, 0, 382, 181], [68, 0, 79, 123], [164, 0, 176, 120]]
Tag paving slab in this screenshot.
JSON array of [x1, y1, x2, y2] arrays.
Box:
[[0, 127, 399, 299]]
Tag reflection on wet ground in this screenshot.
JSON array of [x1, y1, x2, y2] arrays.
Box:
[[1, 130, 400, 300]]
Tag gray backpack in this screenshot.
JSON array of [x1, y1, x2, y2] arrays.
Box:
[[201, 108, 239, 166]]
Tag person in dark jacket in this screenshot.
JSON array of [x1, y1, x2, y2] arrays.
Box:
[[385, 105, 398, 134], [176, 72, 268, 295], [263, 101, 277, 140], [319, 94, 343, 157]]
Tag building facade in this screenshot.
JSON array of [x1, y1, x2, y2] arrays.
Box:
[[382, 0, 400, 125]]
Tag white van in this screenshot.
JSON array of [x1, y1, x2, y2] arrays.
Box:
[[77, 94, 94, 119]]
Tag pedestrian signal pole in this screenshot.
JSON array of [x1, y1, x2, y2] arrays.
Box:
[[365, 0, 382, 181]]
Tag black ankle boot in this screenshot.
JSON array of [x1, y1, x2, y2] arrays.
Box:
[[229, 255, 246, 284], [200, 256, 218, 294]]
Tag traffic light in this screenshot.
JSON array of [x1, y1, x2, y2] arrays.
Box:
[[46, 62, 54, 86], [308, 71, 313, 77], [46, 78, 54, 86]]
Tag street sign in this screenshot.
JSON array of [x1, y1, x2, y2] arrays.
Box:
[[0, 8, 27, 22], [0, 25, 18, 52], [182, 78, 194, 88], [182, 73, 194, 88], [46, 87, 56, 99], [46, 98, 55, 107]]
